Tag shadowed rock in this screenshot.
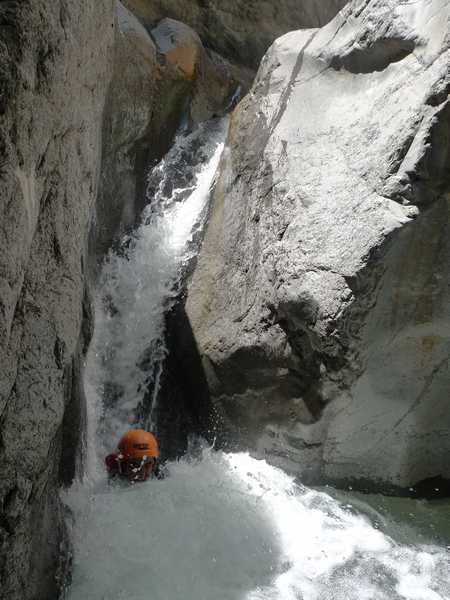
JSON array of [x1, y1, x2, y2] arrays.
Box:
[[122, 0, 348, 70], [0, 1, 114, 598]]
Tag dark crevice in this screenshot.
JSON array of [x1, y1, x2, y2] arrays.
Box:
[[143, 298, 215, 460], [58, 283, 93, 487], [330, 37, 416, 74]]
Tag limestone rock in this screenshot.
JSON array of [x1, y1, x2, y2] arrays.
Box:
[[122, 0, 348, 69], [186, 0, 450, 491], [0, 1, 114, 598]]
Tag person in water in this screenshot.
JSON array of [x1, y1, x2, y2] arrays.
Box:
[[105, 429, 163, 482]]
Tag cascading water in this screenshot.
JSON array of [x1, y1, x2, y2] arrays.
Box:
[[65, 119, 450, 600], [83, 117, 228, 468]]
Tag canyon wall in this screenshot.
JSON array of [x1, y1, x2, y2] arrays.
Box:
[[186, 0, 450, 492], [2, 0, 348, 594], [96, 0, 351, 262], [6, 0, 449, 595], [0, 1, 114, 598]]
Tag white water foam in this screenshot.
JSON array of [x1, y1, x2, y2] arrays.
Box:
[[84, 118, 228, 463], [66, 450, 450, 600]]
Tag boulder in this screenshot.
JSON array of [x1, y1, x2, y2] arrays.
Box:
[[0, 1, 114, 598], [151, 18, 239, 122], [122, 0, 348, 69], [152, 18, 200, 80], [186, 0, 450, 491]]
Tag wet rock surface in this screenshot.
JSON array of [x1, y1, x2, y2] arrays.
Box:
[[186, 0, 450, 491], [151, 299, 214, 460]]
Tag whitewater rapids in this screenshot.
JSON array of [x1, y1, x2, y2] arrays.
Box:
[[65, 118, 450, 600], [67, 449, 450, 600]]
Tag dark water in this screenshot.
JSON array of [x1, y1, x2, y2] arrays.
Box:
[[323, 487, 450, 548]]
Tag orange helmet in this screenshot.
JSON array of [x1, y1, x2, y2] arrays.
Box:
[[118, 429, 159, 460]]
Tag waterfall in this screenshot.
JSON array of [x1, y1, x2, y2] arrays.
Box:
[[64, 120, 450, 600], [83, 117, 228, 471]]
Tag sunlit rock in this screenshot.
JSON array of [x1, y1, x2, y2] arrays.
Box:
[[152, 18, 200, 80], [151, 18, 238, 123], [186, 0, 450, 491]]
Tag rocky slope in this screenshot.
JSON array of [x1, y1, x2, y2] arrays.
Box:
[[0, 1, 114, 598], [186, 0, 450, 492], [122, 0, 348, 69]]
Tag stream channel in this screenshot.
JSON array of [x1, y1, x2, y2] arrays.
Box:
[[65, 118, 450, 600]]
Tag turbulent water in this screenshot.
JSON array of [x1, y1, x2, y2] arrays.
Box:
[[67, 450, 450, 600], [83, 117, 228, 465], [66, 120, 450, 600]]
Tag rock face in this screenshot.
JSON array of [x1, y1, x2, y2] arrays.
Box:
[[186, 0, 450, 491], [122, 0, 348, 69], [0, 1, 114, 598], [95, 2, 158, 258], [95, 3, 237, 259]]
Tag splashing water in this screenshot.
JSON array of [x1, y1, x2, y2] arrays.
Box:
[[66, 450, 450, 600], [85, 118, 228, 461], [66, 119, 450, 600]]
